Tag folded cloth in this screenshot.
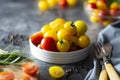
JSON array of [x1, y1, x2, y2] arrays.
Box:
[[84, 20, 120, 80]]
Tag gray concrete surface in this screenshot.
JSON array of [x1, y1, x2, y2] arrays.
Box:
[[0, 0, 103, 80]]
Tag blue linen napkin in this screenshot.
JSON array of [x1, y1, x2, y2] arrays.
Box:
[[84, 20, 120, 80]]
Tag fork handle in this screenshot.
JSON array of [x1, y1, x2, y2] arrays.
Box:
[[99, 69, 108, 80], [104, 63, 120, 80]]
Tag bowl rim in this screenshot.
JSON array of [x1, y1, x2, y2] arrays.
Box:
[[29, 35, 91, 64]]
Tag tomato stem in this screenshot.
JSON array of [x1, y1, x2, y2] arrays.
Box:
[[60, 40, 64, 44], [71, 21, 76, 28]]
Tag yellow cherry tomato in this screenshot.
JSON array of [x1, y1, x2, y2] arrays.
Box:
[[49, 21, 64, 32], [67, 0, 77, 6], [40, 24, 51, 34], [54, 18, 66, 24], [49, 66, 65, 78], [90, 15, 99, 23], [88, 0, 97, 3], [64, 21, 77, 36], [74, 20, 87, 37], [47, 0, 58, 8], [90, 10, 100, 22], [44, 30, 57, 41], [110, 2, 120, 9], [103, 20, 113, 27], [92, 9, 100, 16], [96, 1, 108, 11], [78, 35, 90, 48], [57, 29, 71, 41], [38, 0, 49, 11], [70, 36, 78, 46], [57, 39, 70, 52]]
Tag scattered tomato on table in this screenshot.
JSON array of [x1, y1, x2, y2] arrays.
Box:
[[21, 74, 37, 80], [0, 49, 40, 80], [49, 66, 65, 78], [0, 71, 15, 80], [22, 62, 39, 76]]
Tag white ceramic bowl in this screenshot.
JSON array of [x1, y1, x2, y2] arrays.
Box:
[[29, 39, 91, 64]]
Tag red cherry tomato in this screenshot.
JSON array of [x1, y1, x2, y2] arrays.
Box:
[[98, 17, 105, 23], [110, 8, 119, 16], [69, 46, 80, 51], [30, 32, 43, 46], [21, 74, 37, 80], [100, 0, 107, 3], [0, 71, 15, 80], [58, 0, 67, 8], [22, 62, 39, 76], [40, 37, 56, 51], [98, 10, 109, 17], [87, 3, 97, 10], [98, 10, 109, 22]]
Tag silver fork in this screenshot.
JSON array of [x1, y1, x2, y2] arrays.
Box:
[[94, 43, 109, 80], [95, 42, 120, 80]]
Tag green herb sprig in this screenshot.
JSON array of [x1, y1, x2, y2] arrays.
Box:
[[0, 49, 33, 66]]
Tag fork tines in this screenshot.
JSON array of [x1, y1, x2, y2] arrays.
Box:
[[94, 42, 111, 59], [94, 42, 103, 59]]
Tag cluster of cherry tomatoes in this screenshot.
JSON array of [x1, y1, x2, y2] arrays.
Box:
[[38, 0, 77, 11], [0, 62, 39, 80], [86, 0, 120, 26], [30, 18, 90, 52]]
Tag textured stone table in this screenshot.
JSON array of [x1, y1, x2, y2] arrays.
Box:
[[0, 0, 103, 80]]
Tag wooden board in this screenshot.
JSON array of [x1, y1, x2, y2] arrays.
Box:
[[0, 65, 40, 80]]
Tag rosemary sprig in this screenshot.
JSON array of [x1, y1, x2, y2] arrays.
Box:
[[0, 49, 33, 66]]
